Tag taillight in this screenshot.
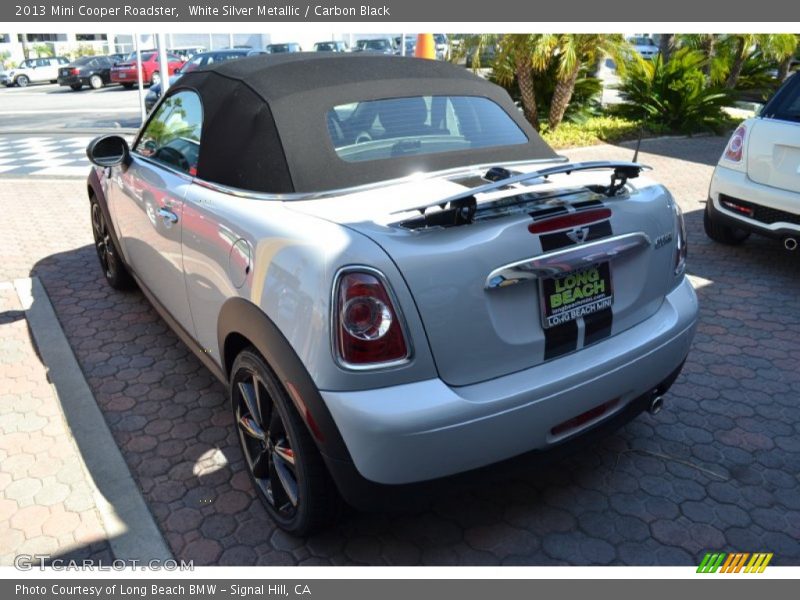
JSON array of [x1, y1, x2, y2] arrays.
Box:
[[674, 204, 687, 276], [528, 208, 612, 234], [723, 125, 746, 163], [334, 270, 409, 367], [71, 68, 80, 75]]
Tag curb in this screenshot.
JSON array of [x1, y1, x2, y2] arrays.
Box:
[[13, 276, 173, 563]]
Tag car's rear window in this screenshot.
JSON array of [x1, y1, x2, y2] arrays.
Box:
[[365, 40, 390, 51], [762, 74, 800, 123], [327, 95, 528, 163]]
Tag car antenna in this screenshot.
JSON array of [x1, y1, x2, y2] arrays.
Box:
[[632, 115, 647, 163]]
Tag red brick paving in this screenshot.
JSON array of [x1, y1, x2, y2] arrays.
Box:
[[0, 281, 113, 565]]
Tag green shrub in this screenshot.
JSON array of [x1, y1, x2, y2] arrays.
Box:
[[735, 50, 783, 102], [617, 48, 732, 134], [540, 115, 660, 149]]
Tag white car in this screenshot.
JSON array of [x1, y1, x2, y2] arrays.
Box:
[[4, 56, 69, 87], [706, 73, 800, 251], [627, 37, 659, 60]]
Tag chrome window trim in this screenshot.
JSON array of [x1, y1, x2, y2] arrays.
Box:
[[485, 232, 652, 290], [329, 265, 414, 372]]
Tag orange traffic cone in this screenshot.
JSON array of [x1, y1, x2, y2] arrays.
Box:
[[415, 34, 436, 60]]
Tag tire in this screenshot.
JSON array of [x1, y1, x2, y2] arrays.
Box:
[[150, 71, 161, 86], [704, 202, 750, 245], [121, 83, 134, 89], [70, 83, 83, 91], [89, 74, 103, 89], [90, 197, 134, 290], [230, 348, 339, 535], [15, 75, 29, 87]]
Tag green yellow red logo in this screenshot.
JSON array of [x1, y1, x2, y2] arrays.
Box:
[[697, 552, 773, 573]]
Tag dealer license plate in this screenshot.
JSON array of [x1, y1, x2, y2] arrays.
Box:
[[539, 263, 613, 329]]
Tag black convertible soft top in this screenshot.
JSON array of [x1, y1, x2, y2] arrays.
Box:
[[174, 53, 558, 194]]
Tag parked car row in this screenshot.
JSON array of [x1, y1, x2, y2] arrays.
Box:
[[144, 48, 265, 111], [1, 51, 188, 91]]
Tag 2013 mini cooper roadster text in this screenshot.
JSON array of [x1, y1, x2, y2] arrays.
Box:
[[85, 54, 698, 533]]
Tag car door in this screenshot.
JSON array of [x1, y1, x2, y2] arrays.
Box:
[[34, 58, 54, 82], [111, 90, 203, 333]]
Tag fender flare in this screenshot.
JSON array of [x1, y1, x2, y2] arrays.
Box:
[[217, 297, 352, 462], [88, 167, 129, 269]]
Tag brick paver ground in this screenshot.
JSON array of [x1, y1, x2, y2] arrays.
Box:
[[0, 281, 113, 565], [1, 136, 798, 565]]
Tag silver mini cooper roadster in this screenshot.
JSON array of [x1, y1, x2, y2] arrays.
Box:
[[86, 54, 698, 533]]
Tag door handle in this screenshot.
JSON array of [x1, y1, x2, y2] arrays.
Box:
[[157, 208, 178, 224]]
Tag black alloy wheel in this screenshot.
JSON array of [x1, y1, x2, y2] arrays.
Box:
[[230, 349, 337, 534], [90, 199, 133, 289]]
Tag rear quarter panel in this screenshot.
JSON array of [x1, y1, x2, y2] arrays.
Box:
[[182, 184, 437, 392]]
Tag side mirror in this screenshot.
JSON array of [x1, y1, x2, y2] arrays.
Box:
[[86, 135, 131, 168]]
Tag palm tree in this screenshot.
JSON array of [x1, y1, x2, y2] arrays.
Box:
[[676, 34, 719, 79], [772, 34, 799, 81], [548, 34, 628, 130], [659, 34, 676, 64], [723, 34, 797, 89], [724, 34, 756, 89], [460, 34, 554, 130], [496, 35, 555, 130]]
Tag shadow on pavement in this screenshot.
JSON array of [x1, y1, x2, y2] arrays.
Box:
[[610, 136, 727, 168]]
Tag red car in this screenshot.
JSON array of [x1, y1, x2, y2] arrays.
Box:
[[110, 50, 184, 88]]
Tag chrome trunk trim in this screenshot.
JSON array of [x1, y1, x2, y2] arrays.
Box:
[[485, 232, 652, 290]]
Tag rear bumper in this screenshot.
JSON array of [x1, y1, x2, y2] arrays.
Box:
[[111, 72, 139, 84], [321, 276, 697, 487], [58, 76, 82, 86], [709, 165, 800, 238]]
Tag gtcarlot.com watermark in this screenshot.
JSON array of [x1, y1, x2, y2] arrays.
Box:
[[14, 555, 194, 571]]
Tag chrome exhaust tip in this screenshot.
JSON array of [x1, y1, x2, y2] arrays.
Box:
[[648, 395, 664, 415], [784, 237, 798, 251]]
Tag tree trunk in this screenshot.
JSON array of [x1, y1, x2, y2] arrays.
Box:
[[548, 64, 581, 130], [515, 55, 539, 131], [701, 35, 715, 78], [725, 37, 747, 89], [659, 34, 675, 64], [778, 56, 792, 81]]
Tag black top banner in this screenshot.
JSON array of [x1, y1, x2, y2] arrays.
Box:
[[4, 0, 800, 22]]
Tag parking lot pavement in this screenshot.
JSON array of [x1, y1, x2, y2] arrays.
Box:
[[0, 135, 94, 177], [1, 136, 798, 566], [0, 83, 142, 132]]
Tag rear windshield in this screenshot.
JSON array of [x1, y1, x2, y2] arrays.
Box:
[[365, 40, 390, 51], [327, 95, 528, 163], [762, 74, 800, 123]]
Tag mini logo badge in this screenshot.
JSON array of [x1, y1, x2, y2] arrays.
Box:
[[566, 227, 590, 244]]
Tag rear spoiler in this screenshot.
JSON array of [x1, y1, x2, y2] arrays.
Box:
[[396, 161, 651, 217]]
